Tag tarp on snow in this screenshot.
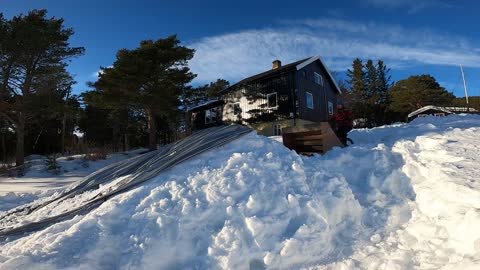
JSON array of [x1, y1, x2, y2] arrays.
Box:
[[0, 125, 252, 239]]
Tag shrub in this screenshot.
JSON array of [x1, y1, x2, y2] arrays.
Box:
[[46, 154, 61, 174]]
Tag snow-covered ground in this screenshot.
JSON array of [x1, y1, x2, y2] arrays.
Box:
[[0, 149, 147, 211], [0, 115, 479, 269]]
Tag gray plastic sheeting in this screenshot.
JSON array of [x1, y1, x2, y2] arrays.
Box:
[[0, 124, 252, 239]]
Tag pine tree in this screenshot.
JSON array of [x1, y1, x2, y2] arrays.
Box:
[[0, 10, 84, 166], [363, 60, 378, 125], [206, 79, 230, 97], [94, 35, 195, 150], [365, 60, 377, 99], [376, 60, 392, 105], [346, 58, 366, 97], [345, 58, 393, 126], [346, 58, 368, 121], [389, 75, 454, 117]]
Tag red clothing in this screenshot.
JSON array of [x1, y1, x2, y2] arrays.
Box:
[[331, 109, 353, 129]]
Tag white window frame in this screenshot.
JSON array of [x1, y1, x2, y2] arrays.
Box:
[[314, 72, 323, 86], [328, 101, 334, 115], [306, 92, 314, 109], [205, 108, 217, 124], [233, 102, 241, 115], [267, 92, 278, 108]]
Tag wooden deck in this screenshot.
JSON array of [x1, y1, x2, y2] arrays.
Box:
[[282, 122, 343, 155]]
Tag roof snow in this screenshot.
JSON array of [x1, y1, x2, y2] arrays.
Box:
[[408, 105, 452, 118]]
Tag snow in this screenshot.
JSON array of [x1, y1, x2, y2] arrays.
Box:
[[407, 105, 452, 118], [0, 148, 147, 209], [1, 114, 480, 269]]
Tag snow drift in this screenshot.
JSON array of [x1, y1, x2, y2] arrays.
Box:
[[0, 114, 479, 269]]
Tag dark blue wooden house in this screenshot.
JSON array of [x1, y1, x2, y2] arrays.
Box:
[[189, 56, 342, 136]]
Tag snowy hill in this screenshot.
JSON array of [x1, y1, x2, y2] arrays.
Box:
[[0, 115, 479, 269]]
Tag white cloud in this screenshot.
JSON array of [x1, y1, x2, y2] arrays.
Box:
[[188, 19, 480, 84], [364, 0, 450, 13], [92, 66, 113, 78], [92, 70, 101, 78]]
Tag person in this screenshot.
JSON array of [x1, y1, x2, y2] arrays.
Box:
[[330, 102, 354, 146]]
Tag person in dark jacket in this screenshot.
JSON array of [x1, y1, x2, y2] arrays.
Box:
[[330, 102, 354, 146]]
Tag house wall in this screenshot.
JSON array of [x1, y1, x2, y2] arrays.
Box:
[[222, 92, 266, 122], [222, 71, 296, 125], [296, 61, 338, 122]]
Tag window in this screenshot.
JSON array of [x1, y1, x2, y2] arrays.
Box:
[[328, 101, 334, 115], [205, 108, 217, 124], [306, 92, 314, 109], [267, 92, 277, 108], [314, 72, 323, 86], [273, 124, 282, 136], [233, 103, 241, 115], [434, 113, 445, 117]]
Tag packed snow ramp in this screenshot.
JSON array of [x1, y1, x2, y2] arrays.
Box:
[[0, 124, 252, 238]]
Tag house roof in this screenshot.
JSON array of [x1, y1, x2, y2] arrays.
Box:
[[443, 106, 479, 112], [407, 105, 453, 119], [186, 99, 224, 113], [223, 56, 342, 94], [229, 58, 309, 88]]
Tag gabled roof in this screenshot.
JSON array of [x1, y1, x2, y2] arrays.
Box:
[[229, 58, 309, 88], [408, 105, 452, 119], [296, 55, 342, 94], [223, 56, 342, 94]]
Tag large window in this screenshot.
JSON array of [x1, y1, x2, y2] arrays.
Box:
[[205, 108, 217, 124], [314, 72, 323, 86], [306, 92, 314, 109], [328, 101, 334, 115], [233, 103, 241, 115], [267, 92, 277, 108]]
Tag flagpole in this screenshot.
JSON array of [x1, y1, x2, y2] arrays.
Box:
[[460, 64, 470, 112]]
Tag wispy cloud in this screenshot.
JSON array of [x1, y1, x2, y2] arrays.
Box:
[[364, 0, 451, 13], [188, 18, 480, 83]]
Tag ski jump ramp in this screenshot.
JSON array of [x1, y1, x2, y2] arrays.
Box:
[[0, 125, 252, 239]]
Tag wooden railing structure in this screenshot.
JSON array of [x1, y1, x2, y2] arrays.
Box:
[[282, 122, 343, 155]]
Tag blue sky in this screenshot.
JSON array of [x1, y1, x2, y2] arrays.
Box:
[[2, 0, 479, 98]]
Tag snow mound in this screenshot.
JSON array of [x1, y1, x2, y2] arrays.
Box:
[[1, 114, 480, 269]]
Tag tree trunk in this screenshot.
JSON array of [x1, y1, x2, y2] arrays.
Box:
[[123, 133, 128, 152], [1, 129, 6, 164], [15, 118, 25, 167], [147, 108, 157, 150], [61, 109, 67, 155]]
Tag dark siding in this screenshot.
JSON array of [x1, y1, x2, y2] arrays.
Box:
[[296, 61, 338, 122]]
